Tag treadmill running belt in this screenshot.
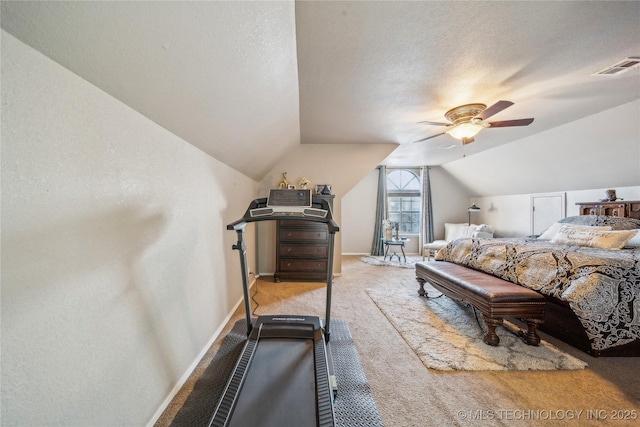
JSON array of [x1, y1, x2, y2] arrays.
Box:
[[228, 339, 316, 427], [165, 319, 383, 427]]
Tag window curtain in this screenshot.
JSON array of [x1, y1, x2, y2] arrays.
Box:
[[420, 166, 434, 252], [370, 165, 387, 255]]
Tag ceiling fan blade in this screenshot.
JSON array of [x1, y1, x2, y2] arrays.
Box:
[[413, 132, 446, 143], [417, 120, 450, 126], [487, 118, 534, 128], [475, 100, 514, 121]]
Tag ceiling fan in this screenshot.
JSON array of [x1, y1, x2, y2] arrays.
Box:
[[414, 100, 534, 145]]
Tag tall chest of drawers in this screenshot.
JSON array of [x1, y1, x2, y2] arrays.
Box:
[[274, 195, 334, 282]]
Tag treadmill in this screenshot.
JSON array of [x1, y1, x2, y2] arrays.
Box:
[[209, 189, 339, 427]]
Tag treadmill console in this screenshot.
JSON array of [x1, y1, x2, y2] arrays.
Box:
[[241, 190, 334, 222], [267, 189, 312, 207]]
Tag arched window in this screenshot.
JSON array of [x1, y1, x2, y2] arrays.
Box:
[[387, 169, 421, 234]]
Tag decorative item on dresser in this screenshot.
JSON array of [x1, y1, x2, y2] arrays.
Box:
[[275, 194, 335, 282], [576, 200, 640, 219]]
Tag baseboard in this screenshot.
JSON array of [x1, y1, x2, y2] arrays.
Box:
[[258, 272, 275, 277], [147, 277, 258, 426]]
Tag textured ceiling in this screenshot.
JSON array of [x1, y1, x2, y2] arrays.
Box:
[[295, 1, 640, 166], [2, 1, 639, 179]]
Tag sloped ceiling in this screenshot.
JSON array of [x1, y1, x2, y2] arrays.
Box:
[[1, 1, 301, 180], [2, 1, 639, 181]]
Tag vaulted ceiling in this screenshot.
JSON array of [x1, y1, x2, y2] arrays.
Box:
[[2, 1, 639, 181]]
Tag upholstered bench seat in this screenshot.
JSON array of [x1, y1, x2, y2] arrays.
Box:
[[415, 261, 545, 346]]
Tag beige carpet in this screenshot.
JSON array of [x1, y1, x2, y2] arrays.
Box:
[[367, 287, 587, 371], [156, 256, 640, 427]]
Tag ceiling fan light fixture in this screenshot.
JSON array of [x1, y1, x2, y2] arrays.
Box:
[[414, 101, 533, 145], [446, 122, 484, 140]]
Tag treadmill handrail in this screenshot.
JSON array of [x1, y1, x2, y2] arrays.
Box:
[[227, 195, 339, 340], [227, 197, 339, 233]]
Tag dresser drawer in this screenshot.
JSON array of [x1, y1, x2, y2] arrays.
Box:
[[279, 229, 328, 242], [576, 200, 640, 219], [279, 259, 328, 272], [279, 244, 328, 257], [274, 196, 334, 282]]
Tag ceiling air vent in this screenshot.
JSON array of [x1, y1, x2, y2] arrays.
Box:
[[592, 57, 640, 76]]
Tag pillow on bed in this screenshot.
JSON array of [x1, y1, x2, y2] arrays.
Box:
[[558, 215, 640, 230], [625, 230, 640, 248], [551, 225, 635, 250], [473, 224, 494, 239], [538, 223, 611, 240]]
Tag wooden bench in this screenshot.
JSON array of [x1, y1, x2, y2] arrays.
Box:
[[415, 261, 546, 346]]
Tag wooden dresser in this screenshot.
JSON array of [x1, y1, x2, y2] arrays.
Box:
[[274, 195, 334, 282], [576, 200, 640, 219]]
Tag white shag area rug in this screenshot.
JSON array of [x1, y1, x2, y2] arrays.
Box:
[[366, 287, 588, 371], [360, 255, 422, 269]]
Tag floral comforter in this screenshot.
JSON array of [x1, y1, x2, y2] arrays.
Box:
[[436, 238, 640, 351]]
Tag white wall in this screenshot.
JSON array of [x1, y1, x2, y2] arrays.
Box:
[[1, 32, 257, 426], [471, 185, 640, 237], [429, 166, 473, 238], [341, 169, 380, 254]]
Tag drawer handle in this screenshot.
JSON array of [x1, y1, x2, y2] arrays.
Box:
[[286, 248, 291, 252], [287, 233, 293, 237]]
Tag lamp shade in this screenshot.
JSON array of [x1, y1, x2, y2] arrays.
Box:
[[446, 123, 484, 140]]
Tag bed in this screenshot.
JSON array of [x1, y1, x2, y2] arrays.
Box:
[[434, 215, 640, 357]]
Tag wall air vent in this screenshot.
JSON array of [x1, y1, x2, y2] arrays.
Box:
[[592, 57, 640, 76]]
